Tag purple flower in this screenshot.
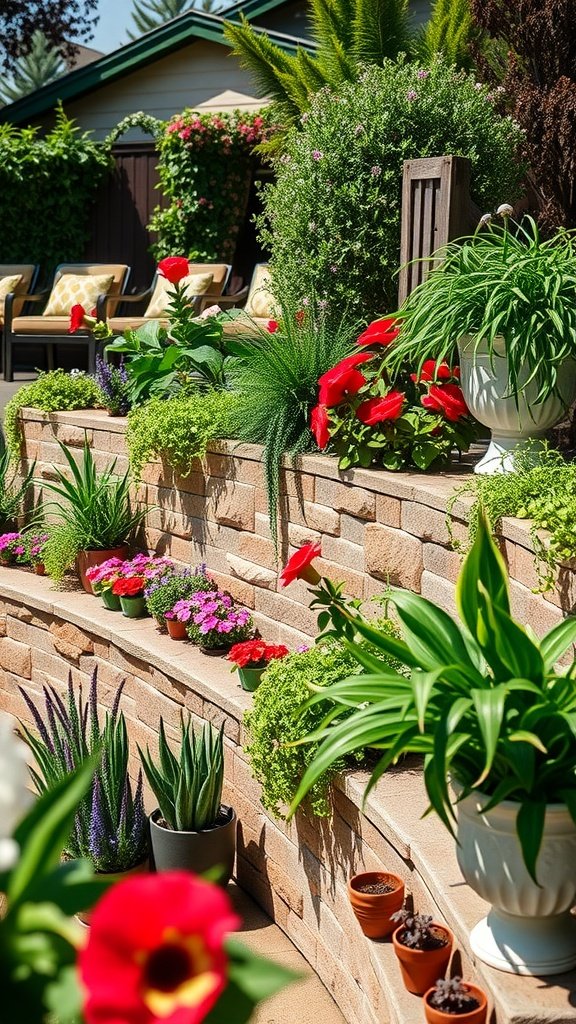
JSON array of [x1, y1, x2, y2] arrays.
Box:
[[312, 149, 323, 161], [371, 166, 382, 177], [417, 69, 429, 80], [406, 90, 418, 101]]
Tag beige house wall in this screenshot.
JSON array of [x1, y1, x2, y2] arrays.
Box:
[[61, 40, 267, 140]]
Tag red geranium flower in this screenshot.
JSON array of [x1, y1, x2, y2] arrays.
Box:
[[280, 541, 322, 588], [318, 352, 372, 407], [157, 257, 190, 284], [421, 383, 469, 422], [79, 872, 240, 1024], [112, 576, 146, 598], [356, 390, 405, 425], [410, 360, 459, 383], [227, 639, 289, 669], [356, 317, 400, 347], [310, 404, 331, 449], [69, 304, 87, 334], [267, 319, 280, 333]]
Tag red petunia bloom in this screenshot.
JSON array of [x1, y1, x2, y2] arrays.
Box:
[[310, 404, 331, 449], [157, 257, 190, 284], [356, 390, 405, 425], [410, 359, 459, 383], [267, 320, 280, 333], [69, 304, 87, 334], [112, 576, 146, 598], [421, 383, 469, 422], [280, 541, 322, 588], [318, 352, 373, 407], [356, 317, 400, 347], [295, 310, 306, 326], [79, 872, 240, 1024], [227, 639, 289, 669]]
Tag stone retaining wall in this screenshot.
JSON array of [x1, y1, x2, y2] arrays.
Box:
[[1, 572, 572, 1024], [17, 409, 576, 649]]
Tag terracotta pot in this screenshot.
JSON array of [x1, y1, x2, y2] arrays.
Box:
[[348, 871, 405, 939], [392, 923, 453, 995], [424, 983, 488, 1024], [166, 619, 187, 641], [33, 562, 46, 576], [76, 546, 128, 594], [76, 858, 148, 925]]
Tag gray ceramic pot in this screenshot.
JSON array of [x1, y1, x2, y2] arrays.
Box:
[[149, 805, 237, 886]]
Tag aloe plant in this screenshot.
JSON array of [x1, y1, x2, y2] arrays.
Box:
[[289, 512, 576, 882], [139, 716, 224, 831]]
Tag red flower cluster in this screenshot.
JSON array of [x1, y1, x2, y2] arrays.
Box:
[[112, 576, 146, 598], [157, 257, 190, 284], [267, 319, 280, 333], [356, 390, 405, 425], [421, 382, 468, 422], [356, 317, 400, 348], [80, 872, 239, 1024], [280, 541, 321, 588], [227, 639, 289, 669], [410, 359, 460, 383], [317, 351, 373, 407]]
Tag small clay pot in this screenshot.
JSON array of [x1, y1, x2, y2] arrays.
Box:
[[119, 595, 147, 618], [76, 546, 128, 594], [392, 923, 453, 995], [167, 619, 187, 640], [33, 562, 46, 576], [238, 666, 265, 692], [101, 589, 121, 611], [348, 871, 405, 939], [424, 983, 488, 1024]]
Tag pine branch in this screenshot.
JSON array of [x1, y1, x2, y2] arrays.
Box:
[[352, 0, 412, 63]]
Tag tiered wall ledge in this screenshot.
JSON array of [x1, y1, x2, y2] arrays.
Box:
[[0, 408, 574, 1024]]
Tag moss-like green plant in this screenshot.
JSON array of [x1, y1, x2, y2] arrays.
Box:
[[4, 369, 102, 457], [126, 390, 236, 479], [245, 621, 403, 819]]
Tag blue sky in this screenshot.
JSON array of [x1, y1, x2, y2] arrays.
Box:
[[88, 0, 228, 53]]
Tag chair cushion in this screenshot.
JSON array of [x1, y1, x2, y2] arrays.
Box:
[[145, 272, 214, 318], [108, 317, 169, 332], [10, 316, 81, 335], [245, 266, 275, 319], [44, 273, 114, 316], [221, 314, 271, 337], [0, 274, 22, 316]]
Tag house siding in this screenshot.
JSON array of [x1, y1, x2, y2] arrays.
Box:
[[57, 40, 267, 140]]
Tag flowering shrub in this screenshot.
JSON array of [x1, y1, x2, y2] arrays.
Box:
[[0, 532, 27, 564], [227, 639, 289, 670], [145, 565, 216, 620], [86, 554, 175, 594], [24, 532, 49, 566], [258, 55, 524, 322], [169, 591, 254, 649], [310, 321, 479, 470], [149, 109, 272, 262], [95, 355, 130, 416]]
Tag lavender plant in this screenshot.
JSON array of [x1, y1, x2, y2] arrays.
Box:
[[428, 978, 481, 1014], [95, 355, 131, 416], [18, 668, 148, 872], [144, 563, 216, 621]]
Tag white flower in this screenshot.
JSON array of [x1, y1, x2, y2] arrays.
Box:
[[479, 213, 492, 226], [0, 714, 32, 871], [496, 203, 514, 217]]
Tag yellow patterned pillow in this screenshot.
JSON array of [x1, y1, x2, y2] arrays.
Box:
[[145, 272, 214, 318], [44, 274, 114, 317], [245, 266, 274, 319], [0, 274, 22, 316]]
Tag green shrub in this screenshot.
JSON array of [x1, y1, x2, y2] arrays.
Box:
[[245, 621, 403, 819], [4, 370, 103, 456], [259, 56, 525, 323], [126, 390, 236, 479], [0, 106, 110, 272], [144, 567, 216, 620]]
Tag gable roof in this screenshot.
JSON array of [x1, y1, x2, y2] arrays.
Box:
[[0, 8, 313, 126], [223, 0, 302, 18]]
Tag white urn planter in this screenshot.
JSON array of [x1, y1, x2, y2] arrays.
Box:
[[455, 788, 576, 975], [457, 337, 576, 475]]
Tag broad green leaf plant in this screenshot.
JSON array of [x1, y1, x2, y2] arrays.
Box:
[[289, 513, 576, 882]]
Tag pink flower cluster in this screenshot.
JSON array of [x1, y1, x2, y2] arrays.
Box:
[[164, 111, 270, 150], [167, 590, 253, 644], [86, 554, 175, 592], [0, 532, 25, 555]]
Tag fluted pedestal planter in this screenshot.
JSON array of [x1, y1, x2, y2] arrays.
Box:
[[458, 338, 576, 474], [456, 789, 576, 975]]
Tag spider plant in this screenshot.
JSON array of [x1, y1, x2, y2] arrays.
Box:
[[226, 305, 357, 550], [392, 214, 576, 403], [288, 512, 576, 882], [40, 439, 148, 581]]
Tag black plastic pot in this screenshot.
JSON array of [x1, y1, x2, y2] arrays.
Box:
[[149, 805, 237, 885]]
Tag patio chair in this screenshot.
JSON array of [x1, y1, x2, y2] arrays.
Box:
[[213, 264, 276, 335], [105, 263, 233, 332], [0, 265, 39, 372], [3, 263, 130, 381]]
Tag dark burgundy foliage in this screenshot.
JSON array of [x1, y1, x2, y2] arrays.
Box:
[[0, 1, 99, 70]]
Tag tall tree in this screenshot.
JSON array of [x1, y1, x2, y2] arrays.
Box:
[[127, 0, 220, 38], [0, 0, 98, 71], [225, 0, 477, 148], [0, 31, 65, 105], [471, 0, 576, 229]]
